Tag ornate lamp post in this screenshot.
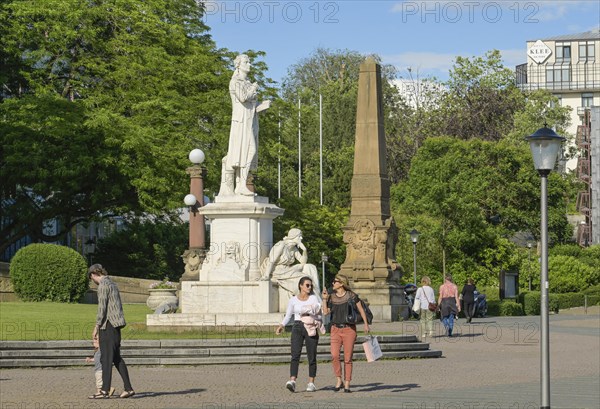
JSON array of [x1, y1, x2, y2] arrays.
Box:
[[181, 149, 206, 281], [525, 126, 565, 409], [409, 229, 420, 285]]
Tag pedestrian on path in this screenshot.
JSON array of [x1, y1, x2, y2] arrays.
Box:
[[321, 274, 370, 393], [84, 337, 115, 398], [415, 276, 436, 339], [437, 274, 461, 337], [461, 278, 477, 323], [89, 264, 135, 399], [276, 276, 323, 393]]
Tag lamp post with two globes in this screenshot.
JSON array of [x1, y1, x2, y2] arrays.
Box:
[[181, 148, 206, 281], [525, 126, 565, 409]]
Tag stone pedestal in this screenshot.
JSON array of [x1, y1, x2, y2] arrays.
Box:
[[199, 195, 283, 282], [147, 194, 286, 329], [352, 282, 405, 322]]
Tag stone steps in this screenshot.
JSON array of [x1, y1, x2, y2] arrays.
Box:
[[0, 335, 442, 368]]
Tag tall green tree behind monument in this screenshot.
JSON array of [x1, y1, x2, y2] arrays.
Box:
[[0, 0, 233, 253]]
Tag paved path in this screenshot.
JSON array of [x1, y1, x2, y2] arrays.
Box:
[[1, 307, 598, 409]]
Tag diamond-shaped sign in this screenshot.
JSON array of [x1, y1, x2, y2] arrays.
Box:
[[528, 40, 552, 64]]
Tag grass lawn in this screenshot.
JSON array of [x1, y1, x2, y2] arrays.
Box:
[[0, 302, 279, 341]]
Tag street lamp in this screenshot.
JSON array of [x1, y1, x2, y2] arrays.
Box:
[[181, 148, 206, 281], [321, 253, 328, 293], [409, 229, 420, 285], [525, 126, 565, 409], [527, 242, 533, 291]]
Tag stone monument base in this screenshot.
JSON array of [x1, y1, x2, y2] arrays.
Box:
[[180, 280, 279, 314], [146, 312, 284, 328], [351, 282, 405, 322], [146, 280, 285, 328]]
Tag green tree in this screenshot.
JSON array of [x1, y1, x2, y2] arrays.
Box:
[[392, 137, 571, 286], [272, 196, 348, 279], [0, 0, 256, 254], [93, 217, 187, 280], [269, 48, 398, 207]]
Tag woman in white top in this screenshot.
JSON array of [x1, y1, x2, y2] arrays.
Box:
[[415, 276, 436, 339], [276, 276, 322, 393]]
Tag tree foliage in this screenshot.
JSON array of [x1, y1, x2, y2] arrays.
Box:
[[392, 137, 572, 286], [93, 217, 188, 281], [0, 0, 248, 254], [264, 48, 399, 207]]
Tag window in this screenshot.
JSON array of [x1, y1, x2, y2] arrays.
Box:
[[546, 66, 571, 85], [581, 93, 593, 107], [556, 43, 571, 61], [579, 41, 596, 61], [549, 95, 562, 108]]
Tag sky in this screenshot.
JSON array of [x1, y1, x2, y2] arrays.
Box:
[[202, 0, 600, 84]]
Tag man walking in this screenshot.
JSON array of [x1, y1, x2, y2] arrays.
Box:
[[89, 264, 135, 399]]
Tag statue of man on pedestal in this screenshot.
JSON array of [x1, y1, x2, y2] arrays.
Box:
[[220, 54, 270, 196]]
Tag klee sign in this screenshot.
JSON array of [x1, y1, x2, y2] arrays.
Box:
[[528, 40, 552, 64]]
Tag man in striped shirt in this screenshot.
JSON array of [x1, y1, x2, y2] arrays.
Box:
[[89, 264, 135, 399]]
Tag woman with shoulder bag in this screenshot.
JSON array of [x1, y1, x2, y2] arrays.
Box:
[[276, 276, 323, 393], [321, 274, 370, 393], [415, 276, 436, 339]]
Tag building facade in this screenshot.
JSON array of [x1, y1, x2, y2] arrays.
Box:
[[516, 29, 600, 246]]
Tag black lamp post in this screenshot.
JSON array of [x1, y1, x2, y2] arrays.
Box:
[[525, 126, 565, 409], [409, 229, 420, 285]]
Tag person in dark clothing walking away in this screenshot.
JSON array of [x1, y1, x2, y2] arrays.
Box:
[[461, 278, 476, 324], [89, 264, 135, 399]]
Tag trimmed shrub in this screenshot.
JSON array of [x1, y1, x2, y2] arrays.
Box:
[[499, 300, 524, 316], [486, 300, 500, 317], [10, 243, 88, 302], [522, 291, 541, 315]]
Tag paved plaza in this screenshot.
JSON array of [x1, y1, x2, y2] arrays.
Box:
[[1, 307, 598, 409]]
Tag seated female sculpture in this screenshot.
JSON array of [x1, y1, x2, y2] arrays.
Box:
[[260, 229, 321, 299]]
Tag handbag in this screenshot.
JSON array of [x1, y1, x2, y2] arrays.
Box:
[[424, 291, 438, 312], [347, 295, 374, 325], [362, 335, 383, 362], [346, 298, 358, 324]]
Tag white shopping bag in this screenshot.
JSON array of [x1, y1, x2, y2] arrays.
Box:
[[362, 335, 383, 362]]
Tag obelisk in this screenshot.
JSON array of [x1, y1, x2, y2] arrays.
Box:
[[338, 58, 402, 321]]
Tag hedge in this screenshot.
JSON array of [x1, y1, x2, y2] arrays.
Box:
[[10, 243, 88, 302], [499, 300, 524, 316]]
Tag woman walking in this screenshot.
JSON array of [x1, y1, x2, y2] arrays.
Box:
[[415, 276, 435, 339], [321, 274, 370, 393], [437, 275, 461, 337], [461, 278, 477, 323], [276, 276, 323, 393]]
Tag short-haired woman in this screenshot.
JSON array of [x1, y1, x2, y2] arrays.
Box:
[[321, 274, 370, 393], [415, 276, 435, 339], [276, 276, 323, 393]]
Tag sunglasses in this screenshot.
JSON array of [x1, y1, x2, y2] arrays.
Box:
[[304, 283, 312, 287], [332, 279, 341, 284]]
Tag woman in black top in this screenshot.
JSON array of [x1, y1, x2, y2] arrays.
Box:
[[322, 274, 370, 393], [461, 278, 476, 323]]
